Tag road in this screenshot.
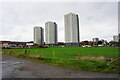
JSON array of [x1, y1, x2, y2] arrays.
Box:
[[1, 55, 120, 78]]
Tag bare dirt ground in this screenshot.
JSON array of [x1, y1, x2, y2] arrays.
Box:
[[1, 55, 120, 78]]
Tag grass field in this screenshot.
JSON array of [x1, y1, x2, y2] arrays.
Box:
[[2, 47, 120, 73]]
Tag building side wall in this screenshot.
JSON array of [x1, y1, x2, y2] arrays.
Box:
[[64, 15, 71, 43], [113, 36, 119, 42], [64, 13, 80, 43], [45, 22, 57, 44], [34, 27, 44, 45]]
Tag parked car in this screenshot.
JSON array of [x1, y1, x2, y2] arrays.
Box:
[[81, 45, 91, 47]]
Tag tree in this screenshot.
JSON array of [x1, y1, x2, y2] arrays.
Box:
[[109, 41, 119, 46], [57, 42, 64, 45], [98, 41, 103, 45], [83, 41, 88, 45], [88, 41, 94, 46]]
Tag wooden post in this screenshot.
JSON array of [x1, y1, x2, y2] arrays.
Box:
[[53, 51, 55, 58], [36, 50, 37, 54], [78, 53, 81, 60], [79, 54, 80, 60], [2, 51, 4, 54], [23, 50, 25, 54], [9, 49, 12, 55], [24, 50, 27, 56], [29, 51, 30, 54]]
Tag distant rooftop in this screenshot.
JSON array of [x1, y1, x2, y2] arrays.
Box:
[[34, 26, 42, 28], [64, 12, 78, 16], [45, 21, 55, 23]]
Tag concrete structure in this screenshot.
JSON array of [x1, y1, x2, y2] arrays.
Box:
[[64, 13, 80, 46], [113, 35, 119, 42], [0, 41, 33, 48], [118, 33, 120, 42], [33, 26, 44, 46], [93, 38, 99, 42], [45, 21, 57, 46], [92, 38, 99, 46]]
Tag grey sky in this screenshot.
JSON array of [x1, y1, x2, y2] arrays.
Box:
[[0, 2, 118, 42]]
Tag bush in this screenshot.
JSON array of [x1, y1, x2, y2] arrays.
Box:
[[42, 45, 49, 48]]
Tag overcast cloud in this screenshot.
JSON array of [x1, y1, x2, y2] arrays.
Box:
[[0, 2, 118, 42]]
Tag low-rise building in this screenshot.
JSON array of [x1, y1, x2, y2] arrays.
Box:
[[0, 41, 34, 48]]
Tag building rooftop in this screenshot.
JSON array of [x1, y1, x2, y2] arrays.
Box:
[[0, 41, 33, 44], [34, 26, 42, 28], [64, 12, 78, 16], [45, 21, 55, 23]]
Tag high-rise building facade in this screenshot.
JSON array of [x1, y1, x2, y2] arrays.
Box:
[[118, 33, 120, 42], [33, 26, 44, 45], [93, 38, 99, 42], [64, 13, 80, 46], [45, 21, 57, 45], [113, 35, 119, 42]]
